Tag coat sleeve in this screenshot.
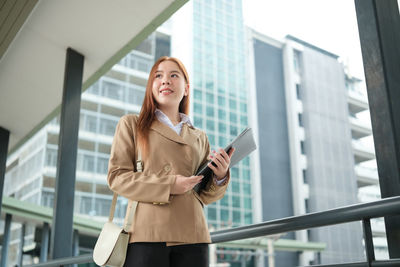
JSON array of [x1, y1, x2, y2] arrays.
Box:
[[197, 132, 230, 205], [107, 115, 176, 203]]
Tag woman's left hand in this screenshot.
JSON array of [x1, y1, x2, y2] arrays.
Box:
[[208, 148, 235, 180]]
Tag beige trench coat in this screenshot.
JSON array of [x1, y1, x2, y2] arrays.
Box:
[[107, 114, 230, 245]]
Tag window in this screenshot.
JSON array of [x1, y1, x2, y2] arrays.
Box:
[[298, 113, 303, 127], [206, 120, 215, 131], [103, 80, 123, 101], [194, 89, 202, 101], [232, 196, 241, 208], [244, 197, 252, 209], [305, 199, 309, 213], [220, 209, 230, 222], [206, 93, 214, 104], [301, 141, 306, 155], [233, 210, 241, 224], [218, 96, 225, 106], [206, 106, 214, 117], [194, 116, 203, 128], [218, 122, 226, 133], [97, 157, 109, 174], [218, 109, 226, 120], [100, 118, 118, 136], [242, 169, 250, 181], [230, 125, 237, 136], [240, 102, 247, 113], [296, 83, 301, 99], [240, 115, 247, 125], [232, 181, 240, 193], [194, 103, 203, 114], [245, 212, 252, 224], [229, 99, 237, 109], [243, 183, 251, 195], [85, 115, 97, 133], [208, 207, 216, 221], [220, 195, 229, 206], [230, 112, 237, 124], [219, 136, 227, 147], [83, 155, 95, 172], [293, 50, 301, 73]]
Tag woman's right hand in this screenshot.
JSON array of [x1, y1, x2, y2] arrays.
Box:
[[171, 175, 203, 194]]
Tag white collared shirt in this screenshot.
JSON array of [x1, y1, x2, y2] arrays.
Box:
[[155, 109, 193, 135], [155, 109, 227, 185]]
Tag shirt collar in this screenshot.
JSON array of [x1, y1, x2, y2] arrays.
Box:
[[155, 109, 194, 128]]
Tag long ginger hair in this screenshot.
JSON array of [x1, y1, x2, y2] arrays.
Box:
[[136, 56, 190, 157]]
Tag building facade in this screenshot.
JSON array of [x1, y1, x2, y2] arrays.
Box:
[[248, 29, 367, 265]]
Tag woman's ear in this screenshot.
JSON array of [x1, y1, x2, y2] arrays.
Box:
[[184, 84, 189, 96]]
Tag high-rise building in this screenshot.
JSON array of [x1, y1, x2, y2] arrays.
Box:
[[169, 1, 260, 265], [248, 29, 366, 265]]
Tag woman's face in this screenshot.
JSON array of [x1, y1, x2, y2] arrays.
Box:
[[152, 60, 188, 111]]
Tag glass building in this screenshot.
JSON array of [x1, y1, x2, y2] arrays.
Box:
[[190, 0, 253, 230]]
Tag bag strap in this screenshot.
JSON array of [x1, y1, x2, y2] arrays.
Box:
[[108, 119, 142, 233]]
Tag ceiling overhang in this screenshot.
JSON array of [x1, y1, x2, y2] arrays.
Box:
[[0, 0, 188, 154]]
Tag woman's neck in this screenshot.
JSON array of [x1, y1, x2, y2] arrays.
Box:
[[159, 107, 181, 125]]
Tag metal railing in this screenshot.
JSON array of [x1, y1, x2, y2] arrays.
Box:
[[25, 196, 400, 267]]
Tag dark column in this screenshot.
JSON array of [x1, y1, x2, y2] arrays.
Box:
[[1, 213, 12, 267], [0, 127, 10, 216], [355, 0, 400, 258], [72, 229, 79, 267], [50, 48, 84, 259], [18, 223, 26, 267], [40, 222, 50, 262]]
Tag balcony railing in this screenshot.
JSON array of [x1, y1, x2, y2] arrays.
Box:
[[24, 196, 400, 267]]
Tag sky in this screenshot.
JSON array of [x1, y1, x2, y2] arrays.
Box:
[[242, 0, 366, 79]]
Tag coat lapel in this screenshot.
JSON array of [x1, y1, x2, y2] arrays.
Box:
[[150, 119, 188, 145], [181, 123, 201, 145]]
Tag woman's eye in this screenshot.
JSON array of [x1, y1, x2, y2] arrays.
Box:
[[155, 74, 162, 78], [171, 74, 178, 78]]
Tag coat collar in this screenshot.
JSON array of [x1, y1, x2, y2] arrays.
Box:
[[150, 119, 200, 145]]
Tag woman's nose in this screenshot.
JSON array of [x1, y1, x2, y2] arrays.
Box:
[[162, 80, 171, 85]]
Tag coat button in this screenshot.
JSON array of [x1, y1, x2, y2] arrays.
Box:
[[164, 164, 171, 172]]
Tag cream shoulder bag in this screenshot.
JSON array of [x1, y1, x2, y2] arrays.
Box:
[[93, 150, 143, 267]]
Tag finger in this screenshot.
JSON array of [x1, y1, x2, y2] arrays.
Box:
[[190, 175, 203, 180], [208, 161, 218, 173], [219, 148, 230, 162], [214, 151, 228, 169], [228, 147, 235, 158], [210, 154, 223, 169]]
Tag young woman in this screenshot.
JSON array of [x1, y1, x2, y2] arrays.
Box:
[[107, 56, 234, 267]]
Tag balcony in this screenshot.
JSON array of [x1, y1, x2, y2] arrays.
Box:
[[352, 139, 375, 163], [347, 89, 369, 114], [355, 165, 379, 187], [349, 116, 372, 139]]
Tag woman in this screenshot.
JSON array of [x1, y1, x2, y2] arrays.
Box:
[[107, 56, 234, 267]]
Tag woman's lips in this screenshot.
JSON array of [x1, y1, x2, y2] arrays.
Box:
[[160, 89, 173, 95]]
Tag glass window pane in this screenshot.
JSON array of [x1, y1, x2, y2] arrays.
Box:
[[206, 120, 215, 131], [208, 207, 216, 221], [194, 116, 203, 128], [206, 93, 214, 104], [206, 106, 214, 117], [194, 103, 203, 114], [218, 122, 226, 133], [218, 109, 226, 120]]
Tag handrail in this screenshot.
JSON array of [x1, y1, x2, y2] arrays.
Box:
[[23, 196, 400, 267], [211, 196, 400, 243]]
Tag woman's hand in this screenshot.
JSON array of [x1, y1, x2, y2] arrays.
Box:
[[171, 175, 203, 194], [208, 148, 235, 180]]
